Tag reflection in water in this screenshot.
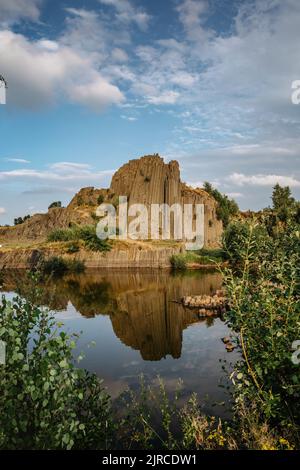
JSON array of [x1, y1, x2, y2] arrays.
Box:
[[1, 269, 237, 416], [2, 270, 222, 361]]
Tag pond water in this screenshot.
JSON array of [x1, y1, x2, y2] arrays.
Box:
[[1, 269, 238, 418]]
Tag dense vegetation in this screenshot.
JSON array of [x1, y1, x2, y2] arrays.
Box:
[[48, 201, 62, 209], [0, 184, 299, 449], [14, 214, 31, 226], [41, 257, 85, 277], [47, 225, 111, 252], [203, 182, 239, 227], [170, 249, 225, 269], [0, 293, 112, 449]]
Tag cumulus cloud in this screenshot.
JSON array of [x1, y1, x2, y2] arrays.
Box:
[[0, 207, 6, 215], [0, 29, 124, 110], [228, 173, 300, 188], [0, 0, 42, 25]]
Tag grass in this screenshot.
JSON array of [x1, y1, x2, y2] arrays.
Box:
[[170, 248, 225, 269]]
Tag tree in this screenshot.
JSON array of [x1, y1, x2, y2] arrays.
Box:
[[14, 215, 30, 226], [203, 182, 239, 227], [48, 201, 62, 209], [271, 184, 295, 222]]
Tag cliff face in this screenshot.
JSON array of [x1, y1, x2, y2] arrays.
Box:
[[0, 154, 222, 250], [110, 155, 181, 207], [110, 155, 222, 247]]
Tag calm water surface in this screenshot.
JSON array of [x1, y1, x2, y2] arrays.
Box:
[[1, 269, 238, 417]]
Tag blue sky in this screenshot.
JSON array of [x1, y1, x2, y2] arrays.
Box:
[[1, 0, 300, 224]]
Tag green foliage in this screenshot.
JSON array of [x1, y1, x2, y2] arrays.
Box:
[[47, 228, 76, 242], [41, 257, 85, 277], [14, 215, 30, 226], [111, 196, 119, 209], [272, 184, 295, 222], [222, 220, 270, 265], [117, 377, 227, 450], [47, 226, 111, 252], [77, 226, 111, 252], [222, 219, 300, 446], [97, 194, 104, 205], [0, 295, 112, 449], [66, 241, 80, 254], [48, 201, 62, 210], [170, 254, 187, 270], [170, 249, 224, 269], [203, 182, 239, 227]]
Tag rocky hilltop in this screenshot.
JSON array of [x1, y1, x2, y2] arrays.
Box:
[[0, 155, 223, 268]]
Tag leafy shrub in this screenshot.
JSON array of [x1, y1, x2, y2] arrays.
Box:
[[41, 257, 85, 277], [170, 255, 187, 270], [48, 201, 62, 209], [222, 220, 270, 266], [203, 182, 239, 227], [47, 228, 76, 242], [0, 295, 112, 449], [47, 226, 111, 252], [77, 226, 111, 252], [97, 194, 104, 205], [222, 219, 300, 447], [14, 215, 30, 226]]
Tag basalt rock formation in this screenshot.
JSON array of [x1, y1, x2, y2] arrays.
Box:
[[0, 154, 223, 262], [110, 155, 222, 247]]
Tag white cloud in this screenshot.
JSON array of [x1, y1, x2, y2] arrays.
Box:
[[0, 207, 6, 215], [67, 78, 124, 110], [176, 0, 212, 42], [0, 0, 42, 25], [0, 163, 115, 183], [111, 48, 128, 63], [121, 115, 137, 121], [37, 40, 59, 52], [228, 173, 300, 188], [98, 0, 151, 30], [226, 192, 245, 199], [4, 158, 30, 163], [0, 29, 124, 110], [148, 91, 180, 105]]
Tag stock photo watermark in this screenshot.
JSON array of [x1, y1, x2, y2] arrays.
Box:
[[291, 80, 300, 104], [95, 196, 205, 251], [0, 340, 6, 365], [291, 340, 300, 365]]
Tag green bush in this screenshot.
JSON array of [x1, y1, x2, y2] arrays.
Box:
[[97, 194, 104, 205], [222, 220, 270, 266], [170, 255, 187, 270], [48, 201, 62, 210], [203, 182, 239, 227], [14, 215, 31, 226], [222, 219, 300, 446], [77, 226, 111, 252], [47, 226, 111, 252], [0, 295, 112, 449], [47, 228, 76, 242], [41, 257, 85, 277]]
